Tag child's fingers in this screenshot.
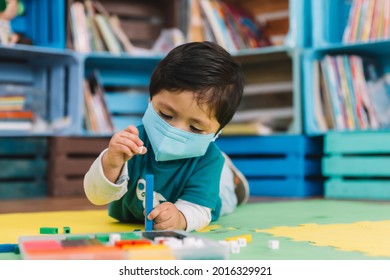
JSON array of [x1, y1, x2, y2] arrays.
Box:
[[147, 203, 170, 221], [123, 125, 139, 136], [119, 130, 144, 147]]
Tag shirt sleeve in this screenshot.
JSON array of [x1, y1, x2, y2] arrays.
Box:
[[83, 149, 129, 205], [175, 199, 212, 232]]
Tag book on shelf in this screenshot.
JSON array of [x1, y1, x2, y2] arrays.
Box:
[[84, 70, 114, 133], [188, 0, 271, 51], [69, 0, 154, 55], [187, 0, 205, 42], [221, 121, 272, 136], [343, 0, 390, 43], [94, 14, 123, 55], [314, 54, 390, 133], [70, 1, 91, 53], [0, 121, 33, 131], [312, 60, 328, 132], [0, 109, 35, 131]]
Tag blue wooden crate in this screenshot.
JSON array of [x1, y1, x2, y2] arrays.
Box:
[[84, 54, 162, 134], [216, 135, 324, 197], [0, 46, 82, 136], [323, 131, 390, 200], [311, 0, 352, 48], [287, 0, 312, 48], [11, 0, 65, 48], [0, 137, 47, 199]]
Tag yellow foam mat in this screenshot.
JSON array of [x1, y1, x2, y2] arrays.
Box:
[[0, 210, 140, 244], [258, 220, 390, 257]]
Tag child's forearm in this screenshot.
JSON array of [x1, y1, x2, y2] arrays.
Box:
[[101, 151, 126, 183], [84, 149, 128, 205]]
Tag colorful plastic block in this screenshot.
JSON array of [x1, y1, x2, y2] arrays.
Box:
[[145, 174, 154, 231], [39, 227, 58, 234], [0, 244, 17, 253], [63, 226, 71, 234]]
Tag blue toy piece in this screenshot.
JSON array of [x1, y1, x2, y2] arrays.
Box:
[[0, 243, 17, 253], [145, 174, 154, 231]]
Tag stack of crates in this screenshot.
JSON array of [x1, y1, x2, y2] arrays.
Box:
[[216, 135, 324, 197], [323, 132, 390, 200], [48, 137, 110, 197], [0, 137, 47, 199]]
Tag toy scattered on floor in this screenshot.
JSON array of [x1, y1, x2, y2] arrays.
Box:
[[0, 243, 16, 253], [18, 230, 228, 260], [39, 227, 58, 234], [144, 174, 154, 231], [63, 226, 71, 234], [268, 239, 280, 250]]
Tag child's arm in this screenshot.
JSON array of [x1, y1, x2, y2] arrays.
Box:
[[84, 125, 146, 205]]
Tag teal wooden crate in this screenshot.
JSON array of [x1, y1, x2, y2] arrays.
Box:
[[0, 137, 47, 199], [323, 131, 390, 200]]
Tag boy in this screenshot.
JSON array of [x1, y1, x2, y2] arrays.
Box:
[[84, 41, 249, 231]]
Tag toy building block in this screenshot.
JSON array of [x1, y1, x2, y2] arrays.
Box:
[[39, 227, 58, 234], [145, 174, 154, 231], [120, 232, 141, 240], [229, 240, 240, 254], [114, 239, 152, 248], [63, 226, 71, 234], [65, 235, 91, 241], [109, 233, 121, 245], [237, 238, 247, 247], [95, 233, 110, 243], [268, 240, 280, 250], [0, 243, 17, 253]]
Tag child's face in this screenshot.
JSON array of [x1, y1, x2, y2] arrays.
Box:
[[151, 90, 220, 135]]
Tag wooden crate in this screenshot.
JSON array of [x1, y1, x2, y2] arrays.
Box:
[[323, 132, 390, 200], [48, 137, 110, 197], [216, 135, 324, 197], [0, 138, 47, 199]]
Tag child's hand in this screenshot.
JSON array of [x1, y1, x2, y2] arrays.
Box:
[[105, 125, 147, 168], [102, 125, 147, 183], [147, 202, 187, 230]]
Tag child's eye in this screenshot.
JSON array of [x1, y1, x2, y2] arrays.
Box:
[[190, 125, 204, 134], [159, 111, 172, 120]]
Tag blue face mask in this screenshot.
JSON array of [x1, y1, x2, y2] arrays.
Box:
[[142, 102, 219, 161]]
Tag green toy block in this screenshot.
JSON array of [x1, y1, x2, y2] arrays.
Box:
[[39, 227, 58, 234], [65, 235, 91, 241], [95, 234, 110, 243], [63, 226, 71, 234], [120, 232, 141, 240]]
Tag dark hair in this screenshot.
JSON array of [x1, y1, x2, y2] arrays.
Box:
[[149, 41, 244, 133]]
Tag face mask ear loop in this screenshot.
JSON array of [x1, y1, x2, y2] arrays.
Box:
[[211, 130, 222, 142]]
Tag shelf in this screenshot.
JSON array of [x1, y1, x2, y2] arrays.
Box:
[[307, 39, 390, 57]]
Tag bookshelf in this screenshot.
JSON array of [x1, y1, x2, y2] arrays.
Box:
[[304, 0, 390, 135], [0, 0, 318, 200]]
